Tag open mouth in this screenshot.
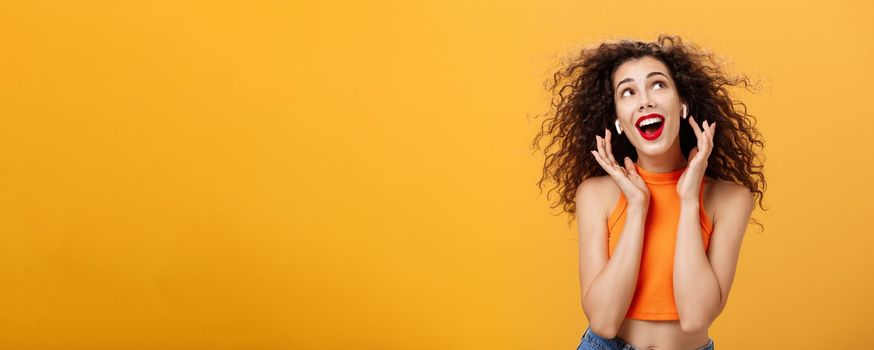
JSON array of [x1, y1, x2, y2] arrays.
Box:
[[635, 114, 665, 141]]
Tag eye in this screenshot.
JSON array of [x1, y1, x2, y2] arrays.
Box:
[[620, 81, 667, 98]]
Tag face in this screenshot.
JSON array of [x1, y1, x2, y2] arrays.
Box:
[[612, 55, 684, 156]]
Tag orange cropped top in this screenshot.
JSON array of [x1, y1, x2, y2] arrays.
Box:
[[607, 164, 713, 321]]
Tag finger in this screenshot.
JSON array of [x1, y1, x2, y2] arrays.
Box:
[[688, 115, 702, 140], [590, 150, 608, 170], [705, 121, 712, 144], [703, 125, 714, 159], [605, 129, 620, 166], [697, 119, 710, 149], [595, 135, 605, 162], [708, 120, 716, 140], [591, 139, 611, 171], [700, 141, 711, 162], [699, 121, 709, 148], [705, 122, 714, 147], [624, 157, 640, 177], [591, 149, 618, 176], [708, 122, 716, 153], [707, 122, 715, 146], [596, 134, 615, 169], [593, 136, 626, 178]]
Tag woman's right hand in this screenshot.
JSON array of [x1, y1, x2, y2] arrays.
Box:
[[590, 129, 650, 206]]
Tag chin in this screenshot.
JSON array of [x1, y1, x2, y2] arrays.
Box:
[[635, 145, 669, 157], [632, 130, 678, 156]]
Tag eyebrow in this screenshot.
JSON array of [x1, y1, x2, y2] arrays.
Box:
[[615, 71, 669, 92]]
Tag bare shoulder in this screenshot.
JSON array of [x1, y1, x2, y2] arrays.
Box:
[[707, 177, 753, 201], [576, 175, 620, 220], [704, 177, 754, 226]]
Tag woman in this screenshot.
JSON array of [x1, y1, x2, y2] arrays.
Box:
[[532, 34, 767, 349]]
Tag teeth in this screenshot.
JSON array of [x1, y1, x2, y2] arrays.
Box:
[[638, 117, 663, 127]]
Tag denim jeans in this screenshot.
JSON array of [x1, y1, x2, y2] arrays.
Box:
[[576, 326, 714, 350]]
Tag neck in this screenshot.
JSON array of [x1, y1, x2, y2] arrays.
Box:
[[635, 137, 688, 173]]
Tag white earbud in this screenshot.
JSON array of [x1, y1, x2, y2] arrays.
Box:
[[615, 119, 622, 135]]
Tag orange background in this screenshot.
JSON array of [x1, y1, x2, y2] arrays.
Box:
[[1, 0, 872, 348]]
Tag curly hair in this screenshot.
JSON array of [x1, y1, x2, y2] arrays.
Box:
[[531, 34, 767, 231]]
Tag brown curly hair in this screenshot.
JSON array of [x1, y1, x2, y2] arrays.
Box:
[[531, 34, 767, 230]]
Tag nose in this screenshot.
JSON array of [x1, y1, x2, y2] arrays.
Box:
[[638, 92, 656, 111]]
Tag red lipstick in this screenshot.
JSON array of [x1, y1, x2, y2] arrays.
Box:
[[635, 113, 665, 141]]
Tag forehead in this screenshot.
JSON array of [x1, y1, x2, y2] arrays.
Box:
[[612, 56, 671, 82]]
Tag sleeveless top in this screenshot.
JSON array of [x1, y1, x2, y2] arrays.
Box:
[[607, 163, 714, 321]]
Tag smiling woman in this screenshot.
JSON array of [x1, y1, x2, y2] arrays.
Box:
[[531, 34, 768, 349]]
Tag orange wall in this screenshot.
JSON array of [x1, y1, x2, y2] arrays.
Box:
[[0, 0, 872, 348]]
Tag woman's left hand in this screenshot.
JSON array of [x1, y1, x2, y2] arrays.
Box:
[[677, 115, 716, 202]]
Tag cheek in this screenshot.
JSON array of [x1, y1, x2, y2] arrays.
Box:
[[670, 116, 683, 135], [615, 100, 632, 115]]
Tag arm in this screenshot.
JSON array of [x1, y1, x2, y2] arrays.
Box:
[[673, 184, 754, 333], [576, 179, 648, 339], [672, 198, 722, 333]]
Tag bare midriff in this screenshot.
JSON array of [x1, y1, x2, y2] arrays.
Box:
[[615, 319, 710, 350]]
